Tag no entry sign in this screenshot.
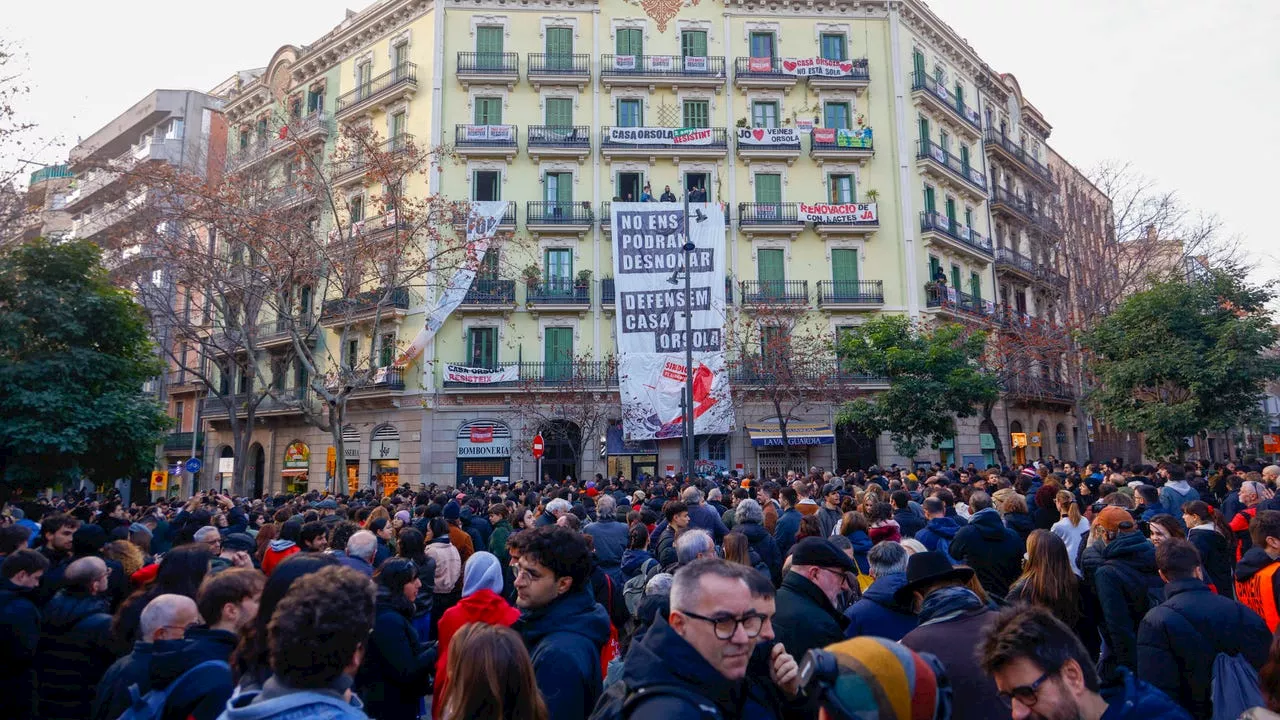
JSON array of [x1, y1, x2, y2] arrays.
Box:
[[531, 434, 545, 459]]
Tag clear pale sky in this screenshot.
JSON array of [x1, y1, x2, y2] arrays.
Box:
[[6, 0, 1277, 274]]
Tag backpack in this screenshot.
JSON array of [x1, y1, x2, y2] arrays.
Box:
[[623, 558, 660, 617], [1211, 652, 1265, 720], [117, 659, 230, 720], [588, 679, 723, 720]]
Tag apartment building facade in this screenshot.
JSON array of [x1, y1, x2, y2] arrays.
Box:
[[200, 0, 1097, 493]]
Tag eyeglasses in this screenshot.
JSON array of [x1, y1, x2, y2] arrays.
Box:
[[675, 608, 766, 640], [998, 670, 1051, 708]]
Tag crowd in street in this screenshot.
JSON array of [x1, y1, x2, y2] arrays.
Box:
[[4, 457, 1280, 719]]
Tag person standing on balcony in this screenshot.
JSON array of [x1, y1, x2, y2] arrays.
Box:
[[660, 185, 676, 202]]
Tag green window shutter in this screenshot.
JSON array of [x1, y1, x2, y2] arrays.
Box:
[[682, 100, 709, 128], [751, 102, 779, 128], [824, 102, 850, 130], [750, 32, 775, 58], [752, 249, 783, 283], [939, 131, 949, 155], [945, 197, 957, 223], [912, 50, 925, 80], [476, 26, 503, 55], [467, 327, 497, 367], [955, 84, 965, 111], [831, 249, 858, 284], [617, 29, 642, 56], [546, 27, 572, 56], [820, 34, 846, 61], [964, 207, 974, 229], [828, 174, 853, 203], [545, 98, 573, 127], [754, 174, 781, 203], [969, 272, 982, 301], [929, 256, 941, 281], [544, 327, 573, 379], [545, 248, 573, 288], [545, 172, 573, 203], [950, 265, 962, 291], [681, 31, 707, 57], [960, 145, 970, 172], [474, 97, 502, 125], [918, 117, 929, 146], [923, 185, 936, 214]]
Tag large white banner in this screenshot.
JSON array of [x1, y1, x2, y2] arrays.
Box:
[[444, 364, 519, 384], [461, 125, 514, 142], [607, 127, 714, 146], [736, 127, 800, 146], [612, 203, 734, 441], [396, 200, 509, 367], [780, 57, 864, 77]]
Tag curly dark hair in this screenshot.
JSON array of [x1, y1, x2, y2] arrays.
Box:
[[518, 526, 590, 592], [268, 565, 375, 688], [328, 521, 361, 553]]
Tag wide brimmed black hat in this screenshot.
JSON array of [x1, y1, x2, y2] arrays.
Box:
[[894, 551, 975, 605]]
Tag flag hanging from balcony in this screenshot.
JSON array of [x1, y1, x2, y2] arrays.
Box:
[[611, 202, 735, 441], [395, 200, 509, 369]]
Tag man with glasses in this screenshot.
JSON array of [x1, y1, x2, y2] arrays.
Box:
[[605, 557, 800, 718], [91, 593, 201, 720], [981, 605, 1190, 720], [773, 537, 853, 663]]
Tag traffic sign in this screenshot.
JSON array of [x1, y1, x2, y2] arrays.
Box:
[[185, 457, 203, 474], [150, 471, 168, 491], [531, 434, 545, 459]]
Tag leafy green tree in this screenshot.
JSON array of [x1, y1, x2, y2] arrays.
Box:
[[836, 315, 998, 460], [0, 239, 169, 491], [1080, 268, 1280, 459]]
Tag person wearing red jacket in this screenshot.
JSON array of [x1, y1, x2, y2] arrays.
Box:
[[260, 520, 302, 576], [432, 551, 520, 719]]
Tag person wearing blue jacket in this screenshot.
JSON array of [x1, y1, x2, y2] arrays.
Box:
[[915, 497, 962, 558], [773, 487, 803, 559], [513, 526, 611, 720], [843, 541, 917, 641]]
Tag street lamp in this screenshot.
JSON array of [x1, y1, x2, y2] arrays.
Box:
[[667, 193, 707, 479]]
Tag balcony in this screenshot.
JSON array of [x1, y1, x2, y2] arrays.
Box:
[[71, 190, 151, 240], [162, 432, 204, 453], [526, 201, 594, 236], [441, 360, 618, 390], [253, 315, 314, 350], [1004, 377, 1076, 405], [453, 124, 518, 160], [600, 126, 728, 162], [805, 201, 879, 235], [600, 55, 726, 90], [984, 130, 1054, 188], [817, 280, 884, 309], [202, 387, 314, 419], [320, 286, 411, 326], [807, 57, 871, 91], [527, 53, 591, 89], [461, 278, 516, 310], [995, 246, 1036, 279], [809, 128, 874, 164], [919, 211, 993, 260], [527, 278, 590, 309], [738, 202, 804, 237], [599, 201, 728, 234], [1034, 264, 1068, 291], [990, 185, 1034, 225], [910, 72, 982, 140], [925, 284, 991, 321], [730, 358, 888, 389], [526, 125, 591, 163], [65, 137, 184, 210], [352, 367, 407, 395], [600, 277, 615, 306], [335, 63, 418, 118], [735, 127, 802, 164], [451, 201, 516, 233], [1031, 210, 1063, 239], [995, 304, 1034, 330], [741, 280, 809, 307], [916, 139, 987, 200], [733, 57, 798, 90], [456, 52, 519, 89]]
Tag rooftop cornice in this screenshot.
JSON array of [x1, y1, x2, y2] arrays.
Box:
[[293, 0, 431, 82]]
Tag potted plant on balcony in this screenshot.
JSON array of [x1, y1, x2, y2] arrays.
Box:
[[575, 269, 592, 299], [522, 264, 540, 289], [864, 189, 879, 203]]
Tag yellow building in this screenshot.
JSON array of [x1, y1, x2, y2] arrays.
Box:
[[204, 0, 1094, 492]]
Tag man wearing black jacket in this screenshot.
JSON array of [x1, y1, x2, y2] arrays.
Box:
[[1081, 506, 1162, 681], [0, 550, 48, 720], [91, 594, 201, 720]]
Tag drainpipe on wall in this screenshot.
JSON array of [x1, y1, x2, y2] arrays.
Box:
[[887, 4, 919, 319]]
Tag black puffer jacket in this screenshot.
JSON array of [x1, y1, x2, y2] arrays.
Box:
[[354, 591, 436, 720], [35, 590, 120, 720], [1187, 526, 1235, 599], [737, 520, 782, 586], [1082, 531, 1162, 678], [0, 579, 42, 720], [950, 508, 1024, 599]]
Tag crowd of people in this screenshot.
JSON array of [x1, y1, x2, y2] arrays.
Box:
[[3, 456, 1280, 719]]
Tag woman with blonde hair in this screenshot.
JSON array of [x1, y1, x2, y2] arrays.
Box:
[[441, 623, 549, 720], [366, 504, 391, 529], [1050, 490, 1090, 576]]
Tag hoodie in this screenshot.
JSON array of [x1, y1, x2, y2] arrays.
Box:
[[845, 529, 873, 575], [1099, 668, 1193, 720], [516, 588, 611, 720], [218, 676, 368, 720], [1159, 480, 1199, 516], [915, 517, 960, 556], [621, 548, 655, 580], [1003, 511, 1036, 542], [843, 571, 918, 641], [950, 508, 1024, 599], [869, 518, 902, 544], [261, 539, 300, 576], [432, 588, 521, 719]]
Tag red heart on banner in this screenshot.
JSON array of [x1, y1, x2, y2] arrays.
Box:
[[753, 129, 764, 140], [783, 60, 797, 72]]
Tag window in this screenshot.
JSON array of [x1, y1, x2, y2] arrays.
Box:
[[684, 171, 709, 195], [617, 99, 642, 127], [969, 272, 982, 301], [289, 98, 302, 120], [831, 248, 859, 284], [167, 119, 185, 139], [929, 255, 941, 283], [823, 102, 850, 130], [828, 174, 854, 203], [749, 32, 775, 58], [467, 327, 498, 368], [306, 88, 324, 114], [545, 97, 573, 127], [754, 173, 782, 203], [345, 339, 360, 369], [939, 130, 950, 156], [544, 248, 573, 293], [964, 207, 974, 232], [682, 100, 709, 128], [392, 41, 409, 70], [945, 196, 957, 224], [751, 101, 779, 128], [390, 111, 406, 142], [356, 61, 372, 89], [255, 118, 268, 143], [474, 97, 502, 125], [681, 30, 707, 58], [349, 195, 365, 222], [923, 184, 936, 214], [616, 172, 643, 201], [950, 264, 962, 292], [917, 116, 929, 146], [912, 49, 925, 80], [174, 401, 185, 428], [954, 83, 965, 110], [299, 286, 312, 318], [544, 172, 573, 213], [757, 248, 785, 298], [379, 332, 396, 368], [544, 327, 574, 380], [616, 28, 643, 56], [959, 145, 970, 172], [476, 27, 504, 68], [760, 324, 787, 361], [819, 33, 846, 61], [933, 63, 945, 87], [546, 27, 573, 58], [239, 129, 250, 151], [473, 170, 501, 201]]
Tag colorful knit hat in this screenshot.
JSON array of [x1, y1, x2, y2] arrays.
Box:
[[819, 637, 951, 720]]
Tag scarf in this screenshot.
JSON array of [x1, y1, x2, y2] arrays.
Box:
[[917, 585, 984, 628]]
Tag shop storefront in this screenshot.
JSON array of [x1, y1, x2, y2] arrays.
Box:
[[456, 420, 512, 485], [371, 425, 400, 496], [605, 421, 657, 482], [282, 441, 309, 494], [342, 425, 361, 494], [746, 421, 834, 478]]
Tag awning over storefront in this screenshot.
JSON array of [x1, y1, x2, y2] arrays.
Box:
[[746, 422, 835, 447], [280, 468, 308, 477]]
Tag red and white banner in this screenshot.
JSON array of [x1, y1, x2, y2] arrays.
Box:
[[607, 127, 713, 145], [748, 57, 774, 73], [444, 363, 519, 384], [736, 127, 800, 146], [780, 57, 860, 77], [798, 202, 878, 223], [648, 55, 675, 71], [684, 56, 708, 72], [462, 124, 514, 142]]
